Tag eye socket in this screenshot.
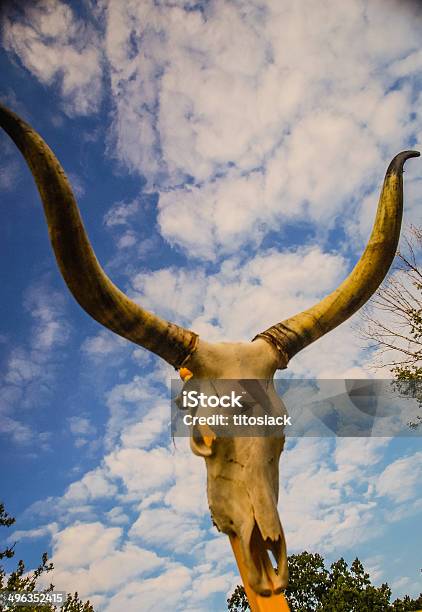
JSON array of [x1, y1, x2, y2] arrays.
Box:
[[189, 426, 215, 457]]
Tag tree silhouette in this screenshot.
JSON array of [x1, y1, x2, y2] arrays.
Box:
[[227, 551, 422, 611], [0, 502, 95, 611]]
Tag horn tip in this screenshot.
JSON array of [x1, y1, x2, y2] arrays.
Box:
[[387, 150, 420, 175]]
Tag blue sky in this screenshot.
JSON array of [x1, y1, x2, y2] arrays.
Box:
[[0, 0, 421, 610]]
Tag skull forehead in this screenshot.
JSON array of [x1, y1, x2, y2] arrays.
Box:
[[186, 338, 284, 378]]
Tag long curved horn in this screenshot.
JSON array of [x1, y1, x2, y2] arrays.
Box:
[[0, 103, 198, 369], [254, 151, 420, 365]]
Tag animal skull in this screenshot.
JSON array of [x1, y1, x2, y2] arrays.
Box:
[[180, 369, 289, 596], [0, 103, 418, 597]]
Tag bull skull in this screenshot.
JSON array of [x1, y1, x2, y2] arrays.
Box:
[[0, 103, 419, 597]]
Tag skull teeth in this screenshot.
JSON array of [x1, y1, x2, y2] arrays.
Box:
[[245, 522, 288, 596]]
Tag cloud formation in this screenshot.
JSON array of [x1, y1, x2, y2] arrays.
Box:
[[2, 0, 103, 116], [0, 280, 70, 445], [2, 1, 422, 610], [101, 0, 422, 259]]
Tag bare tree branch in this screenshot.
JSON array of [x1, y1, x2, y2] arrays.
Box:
[[357, 225, 422, 377]]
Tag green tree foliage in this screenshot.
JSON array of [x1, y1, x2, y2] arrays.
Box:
[[228, 585, 250, 612], [0, 502, 95, 611], [227, 552, 422, 611], [282, 551, 329, 610], [317, 557, 391, 612]]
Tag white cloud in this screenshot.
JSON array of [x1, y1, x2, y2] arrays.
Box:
[[64, 467, 117, 502], [98, 0, 422, 259], [393, 576, 412, 590], [376, 451, 422, 503], [131, 348, 153, 366], [334, 438, 390, 480], [186, 567, 237, 606], [0, 159, 19, 191], [81, 329, 128, 358], [103, 199, 141, 228], [9, 522, 58, 544], [278, 438, 392, 554], [46, 523, 165, 597], [23, 283, 71, 351], [105, 506, 129, 526], [104, 375, 167, 448], [52, 522, 122, 569], [68, 416, 96, 436], [129, 246, 347, 339], [0, 281, 71, 445], [104, 447, 174, 499], [201, 533, 236, 573], [0, 415, 33, 445], [361, 554, 385, 584], [125, 244, 380, 376], [163, 440, 208, 518], [120, 402, 169, 450], [382, 498, 422, 524], [117, 231, 137, 249], [2, 0, 103, 116], [130, 507, 203, 553], [131, 267, 207, 323], [103, 565, 192, 612]]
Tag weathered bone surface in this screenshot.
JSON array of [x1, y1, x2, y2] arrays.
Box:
[[184, 369, 289, 596], [1, 102, 419, 598]]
